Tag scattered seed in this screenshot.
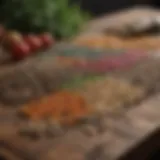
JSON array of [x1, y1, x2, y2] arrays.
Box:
[[19, 121, 46, 139], [82, 125, 97, 137]]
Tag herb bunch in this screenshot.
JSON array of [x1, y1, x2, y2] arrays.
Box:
[[0, 0, 89, 38]]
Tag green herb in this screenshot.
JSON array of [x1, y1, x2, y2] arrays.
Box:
[[61, 75, 103, 89], [0, 0, 90, 38]]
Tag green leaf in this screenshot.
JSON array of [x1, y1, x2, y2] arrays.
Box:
[[0, 0, 90, 38]]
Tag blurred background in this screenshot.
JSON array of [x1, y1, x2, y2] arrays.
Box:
[[74, 0, 158, 16]]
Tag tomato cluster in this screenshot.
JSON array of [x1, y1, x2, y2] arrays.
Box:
[[0, 25, 55, 60]]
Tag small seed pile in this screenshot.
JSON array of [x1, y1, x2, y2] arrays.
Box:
[[18, 77, 145, 138], [56, 56, 86, 67], [74, 35, 160, 50], [20, 77, 145, 123], [53, 43, 125, 58], [20, 91, 91, 125], [75, 77, 145, 114]]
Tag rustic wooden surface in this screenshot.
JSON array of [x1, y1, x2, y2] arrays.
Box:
[[0, 93, 159, 160], [0, 7, 160, 160], [43, 94, 160, 160]]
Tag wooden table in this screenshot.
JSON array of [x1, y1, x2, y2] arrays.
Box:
[[0, 7, 160, 160]]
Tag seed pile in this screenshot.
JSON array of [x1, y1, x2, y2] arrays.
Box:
[[74, 35, 160, 49], [20, 91, 91, 125], [61, 75, 103, 89], [75, 77, 145, 114], [119, 59, 160, 94], [53, 43, 125, 58], [74, 51, 148, 73], [20, 77, 145, 124], [18, 76, 145, 138]]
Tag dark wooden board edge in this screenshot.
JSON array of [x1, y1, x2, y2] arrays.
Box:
[[119, 128, 160, 160], [0, 93, 158, 160]]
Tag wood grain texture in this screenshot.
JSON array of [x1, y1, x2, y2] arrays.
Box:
[[0, 92, 159, 160], [0, 7, 159, 160]]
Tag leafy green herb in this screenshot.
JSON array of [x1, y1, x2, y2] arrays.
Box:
[[61, 75, 103, 89], [0, 0, 90, 38]]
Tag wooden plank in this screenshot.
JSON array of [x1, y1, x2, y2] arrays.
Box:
[[0, 92, 159, 160], [0, 7, 159, 160]]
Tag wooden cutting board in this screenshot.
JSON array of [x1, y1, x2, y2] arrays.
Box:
[[0, 54, 159, 160], [0, 7, 160, 160], [0, 93, 159, 160]]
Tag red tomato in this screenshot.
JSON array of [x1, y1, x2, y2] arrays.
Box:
[[24, 35, 42, 52], [10, 41, 30, 60], [40, 33, 54, 48], [5, 31, 23, 48]]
